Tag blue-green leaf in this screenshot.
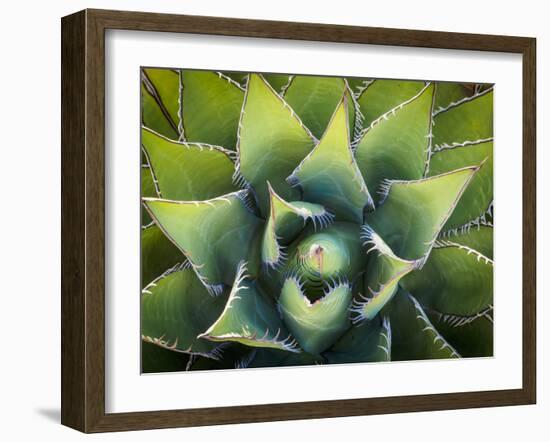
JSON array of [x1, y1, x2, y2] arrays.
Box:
[[247, 348, 322, 368], [355, 83, 436, 199], [324, 315, 391, 364], [236, 74, 316, 214], [262, 182, 334, 269], [141, 78, 179, 140], [143, 190, 262, 294], [434, 82, 474, 111], [426, 306, 493, 358], [199, 263, 301, 352], [278, 276, 352, 354], [433, 89, 493, 145], [365, 166, 478, 260], [141, 224, 183, 287], [141, 127, 237, 200], [141, 265, 227, 357], [387, 290, 461, 361], [350, 226, 418, 322], [288, 95, 373, 223], [141, 165, 157, 226], [142, 68, 181, 133], [180, 70, 244, 149], [428, 139, 493, 230], [283, 75, 355, 139], [401, 236, 493, 316], [141, 340, 191, 373], [356, 79, 425, 129], [439, 224, 493, 260]]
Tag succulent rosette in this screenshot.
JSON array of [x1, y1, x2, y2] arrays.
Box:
[[140, 69, 494, 372]]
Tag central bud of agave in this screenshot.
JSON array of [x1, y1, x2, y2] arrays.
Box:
[[275, 226, 359, 356], [291, 232, 351, 300]]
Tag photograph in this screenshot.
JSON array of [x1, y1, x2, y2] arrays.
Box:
[[0, 0, 541, 438], [140, 69, 494, 373]]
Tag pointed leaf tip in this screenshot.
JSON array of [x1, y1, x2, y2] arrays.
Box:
[[141, 127, 237, 201], [356, 79, 426, 129], [199, 262, 301, 353], [237, 74, 316, 214], [355, 83, 436, 200], [144, 191, 262, 290], [365, 165, 478, 260], [288, 94, 374, 223], [429, 139, 493, 230], [283, 75, 354, 139], [261, 182, 334, 269], [350, 227, 418, 323]]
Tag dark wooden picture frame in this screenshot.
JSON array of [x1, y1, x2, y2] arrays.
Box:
[[61, 8, 536, 433]]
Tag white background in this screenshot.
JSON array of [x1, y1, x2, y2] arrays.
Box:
[[0, 0, 547, 440], [106, 30, 523, 412]]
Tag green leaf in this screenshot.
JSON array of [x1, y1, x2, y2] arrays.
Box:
[[433, 89, 493, 145], [283, 75, 354, 139], [247, 348, 322, 368], [387, 290, 461, 361], [141, 340, 190, 374], [237, 74, 316, 213], [141, 127, 237, 200], [141, 81, 179, 140], [143, 190, 262, 293], [350, 226, 418, 322], [264, 73, 293, 93], [324, 315, 391, 364], [428, 140, 493, 229], [188, 344, 256, 371], [262, 182, 334, 269], [401, 238, 493, 316], [180, 70, 244, 149], [141, 265, 227, 357], [355, 83, 435, 198], [356, 79, 425, 128], [143, 68, 181, 131], [199, 263, 301, 352], [278, 276, 352, 355], [223, 72, 292, 93], [288, 96, 373, 223], [365, 166, 478, 260], [439, 225, 493, 259], [346, 77, 371, 96], [141, 166, 157, 226], [141, 166, 157, 197], [434, 82, 474, 111], [427, 306, 493, 358], [221, 71, 248, 86], [141, 224, 183, 287]]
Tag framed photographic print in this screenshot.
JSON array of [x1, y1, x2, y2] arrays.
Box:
[[61, 9, 536, 433]]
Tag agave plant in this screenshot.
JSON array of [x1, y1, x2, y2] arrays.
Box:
[[140, 69, 494, 373]]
